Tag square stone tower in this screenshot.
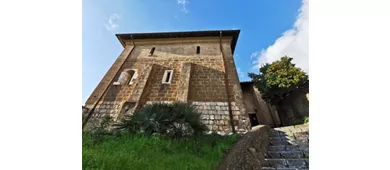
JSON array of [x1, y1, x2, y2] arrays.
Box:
[[83, 30, 250, 134]]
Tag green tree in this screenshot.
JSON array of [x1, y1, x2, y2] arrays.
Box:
[[248, 56, 308, 105]]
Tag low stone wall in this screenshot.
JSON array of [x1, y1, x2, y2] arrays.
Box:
[[192, 101, 231, 134], [83, 101, 123, 131], [144, 101, 245, 134], [84, 101, 249, 134], [217, 125, 271, 170], [89, 101, 122, 119]]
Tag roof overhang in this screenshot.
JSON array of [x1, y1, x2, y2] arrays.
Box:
[[240, 81, 254, 85], [115, 30, 240, 53]]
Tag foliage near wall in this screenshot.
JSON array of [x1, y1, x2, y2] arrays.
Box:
[[248, 56, 309, 105]]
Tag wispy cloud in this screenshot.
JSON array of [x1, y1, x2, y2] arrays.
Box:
[[252, 0, 308, 73], [104, 14, 122, 31], [250, 51, 261, 61], [177, 0, 189, 13], [237, 67, 245, 78], [232, 24, 238, 30], [174, 15, 180, 20]]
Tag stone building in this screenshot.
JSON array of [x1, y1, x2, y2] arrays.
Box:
[[83, 30, 251, 134], [240, 81, 309, 127], [240, 82, 280, 128]]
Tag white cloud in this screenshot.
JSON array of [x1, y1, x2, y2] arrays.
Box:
[[177, 0, 189, 13], [237, 67, 244, 78], [253, 0, 308, 73], [104, 14, 122, 31]]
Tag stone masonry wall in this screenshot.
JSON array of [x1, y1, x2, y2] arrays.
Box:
[[84, 37, 250, 133], [144, 101, 240, 135], [217, 125, 272, 170], [192, 102, 231, 134], [188, 62, 227, 102], [85, 45, 134, 106], [221, 43, 251, 132], [176, 63, 191, 102]]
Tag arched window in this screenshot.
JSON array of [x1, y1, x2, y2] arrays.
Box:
[[113, 69, 138, 85]]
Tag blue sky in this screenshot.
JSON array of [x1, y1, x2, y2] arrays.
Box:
[[82, 0, 308, 104]]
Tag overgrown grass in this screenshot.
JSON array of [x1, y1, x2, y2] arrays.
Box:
[[82, 133, 239, 170]]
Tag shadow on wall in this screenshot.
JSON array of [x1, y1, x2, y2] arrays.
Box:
[[139, 64, 177, 104]]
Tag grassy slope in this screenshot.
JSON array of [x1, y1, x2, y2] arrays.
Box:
[[82, 134, 238, 170]]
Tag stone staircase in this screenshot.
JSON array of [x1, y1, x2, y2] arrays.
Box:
[[262, 124, 309, 170]]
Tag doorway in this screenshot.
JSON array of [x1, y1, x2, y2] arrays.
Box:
[[249, 113, 259, 127]]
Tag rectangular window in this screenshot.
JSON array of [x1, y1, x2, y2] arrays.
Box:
[[162, 70, 173, 84], [149, 47, 155, 56], [196, 46, 200, 54]]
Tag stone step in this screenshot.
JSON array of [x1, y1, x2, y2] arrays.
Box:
[[270, 130, 309, 138], [262, 168, 308, 170], [262, 167, 308, 170], [269, 139, 309, 146], [266, 151, 308, 159], [264, 158, 309, 169], [266, 125, 309, 169], [268, 145, 301, 152]]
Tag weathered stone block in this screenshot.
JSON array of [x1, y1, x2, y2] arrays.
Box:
[[266, 159, 287, 168], [279, 151, 303, 158], [286, 159, 307, 168]]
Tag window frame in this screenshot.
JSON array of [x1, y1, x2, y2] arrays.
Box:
[[128, 69, 138, 85], [162, 70, 174, 84], [113, 69, 137, 86]]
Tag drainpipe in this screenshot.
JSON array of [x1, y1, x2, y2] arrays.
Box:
[[220, 31, 236, 134], [82, 35, 136, 129]]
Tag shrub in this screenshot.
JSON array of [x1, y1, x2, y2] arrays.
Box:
[[304, 116, 309, 124], [291, 116, 309, 125], [292, 119, 304, 125], [113, 102, 208, 138]]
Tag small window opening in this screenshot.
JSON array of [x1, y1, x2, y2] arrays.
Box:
[[196, 46, 200, 54], [165, 72, 171, 82], [162, 70, 173, 84], [149, 47, 155, 55]]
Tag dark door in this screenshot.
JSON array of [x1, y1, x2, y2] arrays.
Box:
[[249, 114, 259, 127]]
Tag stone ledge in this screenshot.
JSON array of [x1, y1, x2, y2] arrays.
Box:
[[217, 125, 271, 170]]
